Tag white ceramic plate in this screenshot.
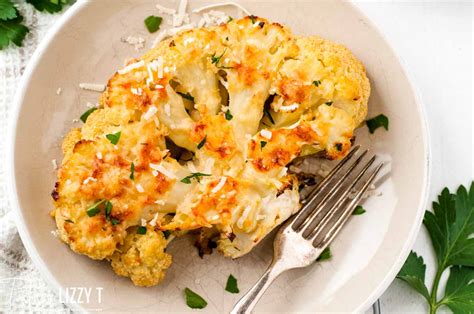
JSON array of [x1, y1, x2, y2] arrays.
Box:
[[8, 0, 430, 312]]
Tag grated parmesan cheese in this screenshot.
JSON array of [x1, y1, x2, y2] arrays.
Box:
[[143, 106, 158, 120], [131, 87, 143, 95], [79, 83, 106, 92], [279, 103, 299, 112], [83, 177, 97, 184], [118, 60, 145, 75], [136, 184, 145, 193], [156, 4, 176, 15], [237, 205, 252, 228], [150, 163, 177, 179], [260, 129, 272, 140], [96, 152, 103, 160], [141, 218, 147, 226], [187, 161, 197, 173], [211, 176, 227, 193], [51, 159, 58, 170], [149, 213, 159, 226], [155, 84, 164, 89], [121, 35, 145, 51], [173, 0, 188, 27], [154, 199, 166, 205]]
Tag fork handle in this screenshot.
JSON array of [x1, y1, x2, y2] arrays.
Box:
[[230, 261, 286, 314]]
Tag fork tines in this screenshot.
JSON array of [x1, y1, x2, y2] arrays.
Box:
[[291, 145, 383, 248]]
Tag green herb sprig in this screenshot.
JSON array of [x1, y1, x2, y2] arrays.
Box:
[[180, 172, 211, 184], [397, 182, 474, 314]]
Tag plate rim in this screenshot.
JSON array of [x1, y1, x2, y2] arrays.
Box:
[[6, 0, 432, 312]]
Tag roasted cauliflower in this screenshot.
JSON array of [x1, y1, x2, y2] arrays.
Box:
[[51, 16, 370, 286]]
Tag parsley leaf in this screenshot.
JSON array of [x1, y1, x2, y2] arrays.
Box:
[[397, 182, 474, 313], [129, 162, 135, 180], [0, 0, 17, 20], [180, 172, 211, 184], [80, 107, 97, 123], [211, 49, 226, 65], [225, 109, 233, 120], [104, 201, 113, 220], [260, 141, 267, 149], [325, 101, 333, 106], [424, 184, 474, 267], [443, 266, 474, 313], [352, 205, 366, 215], [144, 15, 162, 33], [111, 218, 120, 225], [86, 200, 106, 217], [184, 288, 207, 309], [0, 12, 29, 50], [366, 114, 389, 134], [26, 0, 71, 14], [317, 247, 331, 261], [197, 136, 207, 149], [106, 131, 121, 145], [249, 15, 256, 24], [396, 251, 430, 301], [225, 274, 239, 293], [177, 91, 194, 102], [313, 80, 321, 87], [137, 226, 147, 234]]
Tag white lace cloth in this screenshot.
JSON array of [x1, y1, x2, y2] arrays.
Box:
[[0, 3, 69, 313]]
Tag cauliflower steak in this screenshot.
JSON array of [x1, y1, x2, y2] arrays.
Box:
[[52, 16, 370, 286]]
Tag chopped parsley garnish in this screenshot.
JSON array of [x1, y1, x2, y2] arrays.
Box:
[[111, 218, 120, 226], [144, 15, 162, 33], [211, 49, 226, 65], [335, 143, 343, 151], [264, 107, 275, 124], [313, 80, 321, 87], [86, 200, 106, 217], [0, 0, 17, 20], [366, 114, 389, 134], [397, 182, 474, 314], [105, 201, 113, 220], [249, 15, 256, 24], [163, 230, 171, 239], [180, 172, 211, 184], [106, 131, 121, 145], [352, 205, 366, 215], [64, 219, 74, 223], [325, 101, 333, 106], [225, 274, 239, 293], [80, 107, 97, 123], [197, 136, 207, 149], [177, 91, 194, 102], [316, 247, 332, 261], [227, 16, 233, 23], [129, 162, 135, 180], [184, 288, 208, 309], [260, 141, 267, 149], [137, 226, 147, 235], [225, 109, 233, 120]]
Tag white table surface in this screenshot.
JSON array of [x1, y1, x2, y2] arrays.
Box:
[[355, 1, 473, 313]]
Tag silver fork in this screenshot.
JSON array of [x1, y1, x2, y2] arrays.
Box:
[[230, 146, 383, 314]]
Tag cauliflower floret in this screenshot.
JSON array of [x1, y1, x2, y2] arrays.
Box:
[[110, 227, 172, 287]]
